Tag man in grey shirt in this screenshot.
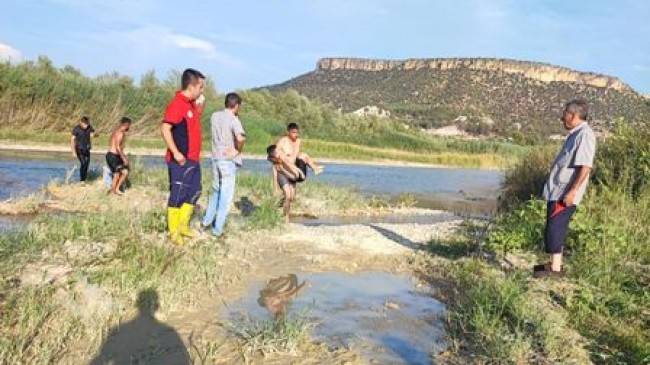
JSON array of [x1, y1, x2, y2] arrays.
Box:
[[535, 99, 597, 278], [201, 93, 246, 238]]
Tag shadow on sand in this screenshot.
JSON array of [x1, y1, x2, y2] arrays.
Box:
[[88, 288, 190, 365]]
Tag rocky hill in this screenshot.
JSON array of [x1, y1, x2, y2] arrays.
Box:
[[266, 57, 650, 137]]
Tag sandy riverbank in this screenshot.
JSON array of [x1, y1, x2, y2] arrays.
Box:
[[0, 140, 481, 169]]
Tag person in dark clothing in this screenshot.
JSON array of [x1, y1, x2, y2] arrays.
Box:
[[70, 115, 97, 183]]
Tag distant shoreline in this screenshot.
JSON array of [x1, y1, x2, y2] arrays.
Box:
[[0, 141, 486, 170]]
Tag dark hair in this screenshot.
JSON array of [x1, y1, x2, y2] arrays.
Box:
[[121, 116, 132, 124], [287, 122, 299, 131], [266, 144, 277, 156], [80, 116, 89, 124], [181, 68, 205, 90], [225, 92, 242, 108], [564, 99, 589, 120]]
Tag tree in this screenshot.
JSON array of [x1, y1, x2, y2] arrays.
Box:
[[140, 69, 160, 92], [163, 69, 182, 91], [36, 55, 56, 74]]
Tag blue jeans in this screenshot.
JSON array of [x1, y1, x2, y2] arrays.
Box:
[[202, 160, 238, 236]]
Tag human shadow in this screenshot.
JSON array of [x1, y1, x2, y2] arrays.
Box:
[[234, 196, 257, 217], [368, 224, 470, 260], [88, 289, 190, 365], [367, 224, 419, 250]]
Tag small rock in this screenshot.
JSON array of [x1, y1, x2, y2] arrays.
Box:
[[385, 300, 400, 310]]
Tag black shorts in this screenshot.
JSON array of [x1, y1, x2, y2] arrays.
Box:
[[277, 173, 296, 189], [294, 158, 308, 182], [544, 201, 577, 254], [106, 152, 128, 173]]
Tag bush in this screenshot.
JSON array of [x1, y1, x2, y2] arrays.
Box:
[[592, 119, 650, 198], [487, 199, 546, 253], [499, 147, 555, 211]]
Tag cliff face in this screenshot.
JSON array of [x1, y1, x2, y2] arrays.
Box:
[[317, 57, 634, 93], [265, 57, 649, 137]]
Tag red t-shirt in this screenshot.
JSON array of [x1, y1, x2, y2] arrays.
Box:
[[163, 91, 202, 162]]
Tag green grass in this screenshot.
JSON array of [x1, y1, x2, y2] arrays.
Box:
[[224, 310, 315, 358], [0, 164, 368, 363], [418, 122, 650, 364]]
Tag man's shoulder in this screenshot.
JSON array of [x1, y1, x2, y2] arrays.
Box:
[[166, 95, 189, 110], [576, 123, 596, 141], [211, 109, 230, 120]]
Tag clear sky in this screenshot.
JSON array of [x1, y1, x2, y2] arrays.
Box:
[[1, 0, 649, 94]]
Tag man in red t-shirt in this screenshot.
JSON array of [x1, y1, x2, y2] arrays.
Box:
[[161, 68, 205, 245]]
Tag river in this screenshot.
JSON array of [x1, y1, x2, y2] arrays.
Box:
[[0, 149, 502, 217]]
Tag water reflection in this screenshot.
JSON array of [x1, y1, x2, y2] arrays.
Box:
[[230, 272, 447, 365], [257, 274, 309, 320]]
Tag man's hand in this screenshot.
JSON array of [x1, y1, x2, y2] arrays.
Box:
[[173, 151, 186, 165], [563, 190, 576, 206], [71, 151, 77, 158]]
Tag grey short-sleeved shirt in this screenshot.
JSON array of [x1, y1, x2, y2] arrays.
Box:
[[542, 122, 597, 205], [209, 109, 246, 166]]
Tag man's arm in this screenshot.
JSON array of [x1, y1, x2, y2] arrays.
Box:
[[564, 131, 596, 206], [161, 123, 186, 165], [563, 166, 592, 206], [271, 167, 280, 194], [235, 134, 246, 153], [116, 133, 129, 165], [70, 135, 76, 157]]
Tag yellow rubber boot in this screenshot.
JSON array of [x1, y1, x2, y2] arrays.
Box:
[[167, 207, 184, 246], [179, 203, 197, 238]]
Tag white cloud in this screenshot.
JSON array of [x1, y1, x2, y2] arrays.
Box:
[[0, 43, 22, 62], [92, 25, 244, 69], [168, 35, 218, 57]]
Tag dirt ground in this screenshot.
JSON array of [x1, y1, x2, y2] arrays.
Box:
[[4, 181, 464, 364], [155, 219, 463, 364]]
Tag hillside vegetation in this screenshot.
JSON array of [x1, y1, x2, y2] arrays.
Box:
[[266, 57, 650, 140], [0, 57, 526, 167]]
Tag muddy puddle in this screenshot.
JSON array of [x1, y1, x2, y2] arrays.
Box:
[[228, 272, 447, 365]]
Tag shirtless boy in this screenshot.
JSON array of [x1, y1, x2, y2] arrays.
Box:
[[268, 123, 323, 219], [106, 117, 131, 195], [275, 122, 323, 179]]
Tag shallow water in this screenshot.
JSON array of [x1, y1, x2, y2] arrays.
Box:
[[229, 272, 447, 365], [0, 150, 74, 200], [0, 150, 502, 215], [0, 215, 32, 232]]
